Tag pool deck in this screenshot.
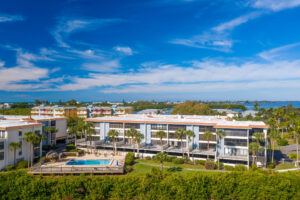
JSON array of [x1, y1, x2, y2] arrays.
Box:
[[29, 154, 125, 175]]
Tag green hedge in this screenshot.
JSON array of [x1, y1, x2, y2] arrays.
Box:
[[0, 170, 300, 199]]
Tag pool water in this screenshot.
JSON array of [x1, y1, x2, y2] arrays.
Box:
[[66, 159, 112, 165]]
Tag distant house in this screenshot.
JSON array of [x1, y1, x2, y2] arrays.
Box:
[[213, 109, 239, 118], [242, 110, 259, 118], [137, 109, 163, 115]]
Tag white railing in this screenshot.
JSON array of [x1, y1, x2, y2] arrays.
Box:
[[31, 166, 124, 173]]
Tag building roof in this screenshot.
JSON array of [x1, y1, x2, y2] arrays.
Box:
[[137, 109, 162, 114], [0, 120, 43, 130], [86, 114, 267, 129], [242, 110, 259, 117], [1, 115, 66, 121], [213, 109, 238, 114]]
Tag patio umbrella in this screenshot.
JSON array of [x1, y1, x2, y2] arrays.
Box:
[[116, 160, 118, 166]]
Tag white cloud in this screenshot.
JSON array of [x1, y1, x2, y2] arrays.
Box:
[[53, 18, 122, 48], [251, 0, 300, 11], [54, 57, 300, 93], [171, 12, 261, 52], [114, 46, 134, 55], [0, 14, 24, 23], [258, 42, 300, 60], [82, 60, 120, 72]]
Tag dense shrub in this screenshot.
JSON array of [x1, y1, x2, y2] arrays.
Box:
[[125, 152, 135, 166], [234, 164, 247, 171], [195, 160, 206, 165], [1, 170, 299, 199], [16, 160, 28, 169], [216, 161, 223, 169], [289, 153, 300, 160], [278, 138, 289, 146], [173, 158, 184, 164], [267, 162, 276, 169], [6, 165, 15, 171], [145, 156, 151, 160], [224, 165, 235, 171], [66, 144, 76, 151], [165, 156, 176, 162], [204, 161, 216, 170]]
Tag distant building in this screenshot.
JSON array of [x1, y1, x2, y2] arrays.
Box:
[[213, 109, 239, 118], [90, 107, 113, 117], [113, 106, 132, 115], [31, 105, 77, 118], [137, 109, 163, 115], [242, 110, 259, 118]]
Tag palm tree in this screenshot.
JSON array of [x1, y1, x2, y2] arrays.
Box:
[[108, 129, 119, 155], [67, 117, 81, 145], [175, 128, 185, 157], [184, 130, 195, 159], [86, 123, 95, 153], [216, 129, 226, 169], [156, 130, 167, 152], [126, 128, 137, 148], [249, 142, 263, 167], [44, 126, 58, 145], [23, 132, 45, 168], [133, 132, 144, 154], [68, 125, 81, 146], [268, 127, 280, 164], [252, 132, 264, 165], [156, 152, 168, 172], [9, 142, 21, 167], [291, 118, 300, 167], [202, 130, 214, 159], [82, 122, 95, 140]]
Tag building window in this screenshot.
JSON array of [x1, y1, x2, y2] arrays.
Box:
[[169, 125, 186, 131], [224, 138, 247, 147], [0, 142, 4, 150], [224, 129, 247, 137], [0, 152, 4, 160], [125, 123, 140, 129], [151, 124, 167, 130], [199, 126, 216, 132], [19, 131, 22, 137], [110, 122, 123, 129], [0, 131, 5, 139], [51, 120, 56, 127], [35, 130, 41, 135]]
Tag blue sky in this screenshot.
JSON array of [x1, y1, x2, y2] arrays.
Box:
[[1, 0, 300, 102]]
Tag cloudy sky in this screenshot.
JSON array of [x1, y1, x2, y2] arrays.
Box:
[[1, 0, 300, 102]]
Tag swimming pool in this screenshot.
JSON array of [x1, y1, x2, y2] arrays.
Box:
[[66, 159, 112, 166]]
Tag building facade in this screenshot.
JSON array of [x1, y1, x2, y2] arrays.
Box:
[[0, 120, 43, 170], [84, 114, 268, 166], [31, 106, 77, 118]]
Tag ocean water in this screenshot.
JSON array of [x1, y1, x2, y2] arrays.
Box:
[[239, 101, 300, 110]]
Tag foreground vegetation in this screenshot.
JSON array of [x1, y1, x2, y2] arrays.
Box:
[[0, 170, 300, 199]]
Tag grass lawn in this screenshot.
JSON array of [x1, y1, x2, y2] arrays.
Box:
[[128, 162, 216, 176], [275, 163, 295, 170], [135, 159, 205, 170]]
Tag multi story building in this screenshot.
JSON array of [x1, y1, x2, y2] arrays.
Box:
[[32, 106, 77, 118], [113, 106, 132, 115], [0, 119, 43, 170], [90, 107, 113, 117], [2, 115, 68, 146], [77, 107, 89, 118], [84, 114, 268, 167]]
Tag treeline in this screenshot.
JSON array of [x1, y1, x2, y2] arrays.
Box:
[[0, 108, 31, 115], [0, 170, 299, 199], [208, 104, 247, 111], [123, 101, 174, 111], [171, 101, 220, 115]]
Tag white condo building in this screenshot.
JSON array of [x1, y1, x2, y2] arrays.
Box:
[[0, 120, 43, 170], [82, 114, 268, 166]]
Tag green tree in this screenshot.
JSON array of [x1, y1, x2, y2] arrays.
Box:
[[67, 117, 82, 146], [9, 142, 21, 167], [126, 128, 138, 148], [216, 129, 226, 169], [202, 130, 214, 159], [133, 132, 144, 154], [156, 131, 167, 152], [184, 130, 195, 159], [290, 117, 300, 167], [249, 142, 263, 166], [268, 126, 280, 164], [44, 126, 58, 145], [175, 128, 185, 157], [23, 132, 45, 168], [252, 132, 265, 166], [108, 130, 119, 155], [156, 152, 168, 172]]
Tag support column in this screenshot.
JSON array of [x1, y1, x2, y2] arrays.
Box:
[[247, 129, 250, 168], [264, 128, 268, 167]]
